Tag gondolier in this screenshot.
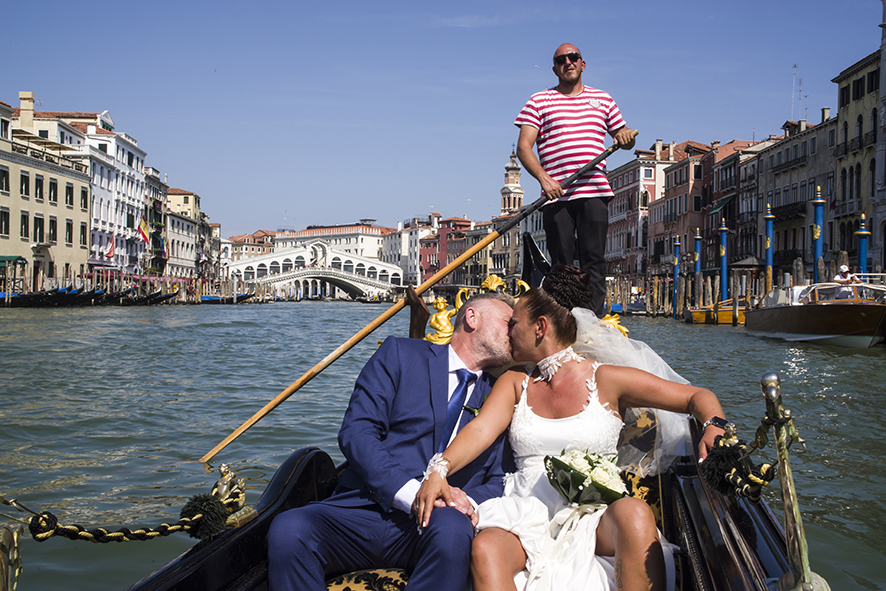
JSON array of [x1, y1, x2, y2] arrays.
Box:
[[515, 43, 635, 316]]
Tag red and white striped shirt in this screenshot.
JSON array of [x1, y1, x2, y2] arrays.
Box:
[[515, 85, 625, 202]]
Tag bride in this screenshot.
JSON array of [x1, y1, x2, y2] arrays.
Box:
[[414, 265, 728, 591]]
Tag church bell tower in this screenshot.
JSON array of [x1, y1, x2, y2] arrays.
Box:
[[500, 150, 524, 215]]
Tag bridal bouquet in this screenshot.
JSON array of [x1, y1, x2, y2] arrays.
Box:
[[544, 450, 627, 505]]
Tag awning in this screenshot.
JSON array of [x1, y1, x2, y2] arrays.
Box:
[[0, 256, 28, 268], [706, 195, 735, 216]]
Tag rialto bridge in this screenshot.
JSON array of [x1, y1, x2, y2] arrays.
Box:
[[224, 241, 403, 299]]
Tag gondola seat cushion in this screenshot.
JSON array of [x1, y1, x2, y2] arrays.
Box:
[[326, 568, 407, 591]]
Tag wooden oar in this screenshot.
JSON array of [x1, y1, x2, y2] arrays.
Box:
[[200, 130, 638, 463]]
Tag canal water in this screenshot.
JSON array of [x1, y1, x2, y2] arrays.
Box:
[[1, 302, 884, 590]]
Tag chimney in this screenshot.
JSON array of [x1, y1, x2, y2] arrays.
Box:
[[668, 141, 675, 161], [799, 120, 807, 132], [397, 221, 403, 231], [821, 107, 830, 123], [655, 139, 662, 160], [19, 91, 35, 130], [711, 140, 721, 150]]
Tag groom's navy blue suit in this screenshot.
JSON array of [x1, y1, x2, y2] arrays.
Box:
[[267, 336, 511, 591]]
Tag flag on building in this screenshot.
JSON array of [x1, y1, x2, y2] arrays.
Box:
[[105, 238, 115, 259], [162, 237, 168, 259], [139, 217, 150, 244]]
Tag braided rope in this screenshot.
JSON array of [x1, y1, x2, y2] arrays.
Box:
[[701, 435, 776, 504], [10, 466, 247, 544]]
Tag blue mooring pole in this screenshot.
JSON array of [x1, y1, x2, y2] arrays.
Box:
[[764, 205, 774, 292], [811, 186, 825, 283], [719, 218, 728, 302], [673, 238, 680, 319], [856, 215, 871, 276]]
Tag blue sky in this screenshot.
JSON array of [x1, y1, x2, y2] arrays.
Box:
[[4, 0, 882, 237]]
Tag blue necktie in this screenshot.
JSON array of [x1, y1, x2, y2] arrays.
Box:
[[439, 368, 476, 453]]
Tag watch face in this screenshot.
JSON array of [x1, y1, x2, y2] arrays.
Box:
[[706, 416, 731, 430]]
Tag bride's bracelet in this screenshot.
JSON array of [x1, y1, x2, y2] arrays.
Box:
[[422, 453, 451, 482]]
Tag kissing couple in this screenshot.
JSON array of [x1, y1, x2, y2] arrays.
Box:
[[268, 265, 728, 591]]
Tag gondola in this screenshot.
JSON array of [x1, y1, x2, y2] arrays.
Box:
[[148, 289, 180, 305], [122, 255, 827, 591], [125, 387, 819, 591], [94, 287, 133, 306], [121, 290, 163, 306], [200, 292, 257, 305], [1, 287, 59, 307]]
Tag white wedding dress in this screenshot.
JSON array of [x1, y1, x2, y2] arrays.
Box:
[[475, 360, 677, 591]]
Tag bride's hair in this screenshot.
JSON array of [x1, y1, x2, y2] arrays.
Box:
[[521, 265, 593, 343]]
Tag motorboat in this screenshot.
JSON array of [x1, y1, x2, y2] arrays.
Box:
[[744, 282, 886, 347]]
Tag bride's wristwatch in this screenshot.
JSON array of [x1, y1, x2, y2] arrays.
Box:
[[702, 416, 734, 431]]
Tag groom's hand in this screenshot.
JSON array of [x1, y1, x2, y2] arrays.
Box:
[[439, 487, 478, 526]]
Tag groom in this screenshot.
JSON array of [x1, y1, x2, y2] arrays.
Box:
[[267, 292, 515, 591]]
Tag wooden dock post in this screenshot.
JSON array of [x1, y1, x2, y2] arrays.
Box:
[[732, 270, 739, 326]]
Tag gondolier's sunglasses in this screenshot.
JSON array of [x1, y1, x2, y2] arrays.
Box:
[[553, 52, 582, 65]]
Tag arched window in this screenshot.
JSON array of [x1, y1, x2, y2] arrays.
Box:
[[343, 260, 354, 273], [391, 274, 402, 286], [257, 263, 268, 278], [355, 263, 366, 276], [379, 270, 389, 283], [294, 255, 306, 268], [848, 167, 854, 201], [270, 262, 280, 275], [856, 163, 862, 201], [872, 108, 879, 143], [331, 257, 342, 270], [244, 266, 255, 280], [839, 222, 847, 250], [871, 159, 877, 198], [282, 258, 293, 272], [367, 266, 377, 279], [843, 122, 849, 146], [856, 114, 864, 141]]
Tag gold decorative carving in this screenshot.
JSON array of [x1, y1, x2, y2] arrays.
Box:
[[424, 296, 457, 344]]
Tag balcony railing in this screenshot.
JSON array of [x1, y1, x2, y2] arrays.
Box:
[[835, 200, 860, 217], [771, 154, 807, 174], [9, 141, 87, 173], [865, 131, 877, 147], [834, 143, 848, 158], [850, 137, 861, 153]]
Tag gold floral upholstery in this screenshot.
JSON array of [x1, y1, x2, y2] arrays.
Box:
[[326, 568, 408, 591]]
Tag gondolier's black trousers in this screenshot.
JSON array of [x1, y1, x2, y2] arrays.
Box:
[[543, 196, 607, 316]]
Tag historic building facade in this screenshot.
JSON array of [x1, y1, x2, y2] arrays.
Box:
[[832, 50, 881, 269], [0, 99, 91, 288]]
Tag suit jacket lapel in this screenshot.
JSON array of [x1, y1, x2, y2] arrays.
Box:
[[428, 345, 449, 449]]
